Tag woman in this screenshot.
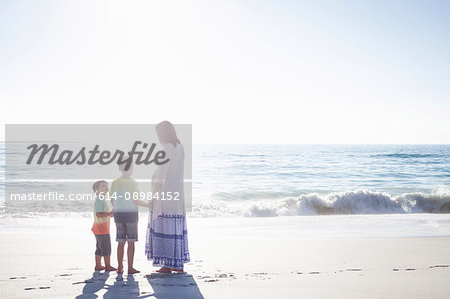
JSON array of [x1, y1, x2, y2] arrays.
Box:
[[145, 121, 190, 273]]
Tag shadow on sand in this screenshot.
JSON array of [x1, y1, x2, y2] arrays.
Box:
[[75, 271, 110, 299], [76, 272, 144, 299], [145, 272, 204, 299], [76, 272, 203, 299]]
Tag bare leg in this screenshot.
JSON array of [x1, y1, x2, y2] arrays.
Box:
[[127, 241, 140, 274], [104, 256, 117, 271], [117, 242, 125, 273], [95, 255, 105, 271], [171, 268, 184, 272]]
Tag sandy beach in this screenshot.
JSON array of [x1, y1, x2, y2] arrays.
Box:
[[1, 216, 449, 299], [2, 0, 450, 298]]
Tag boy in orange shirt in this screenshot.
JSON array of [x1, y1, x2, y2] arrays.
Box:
[[91, 180, 117, 271]]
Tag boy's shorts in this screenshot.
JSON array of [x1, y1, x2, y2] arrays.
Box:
[[116, 222, 138, 242], [95, 234, 111, 256]]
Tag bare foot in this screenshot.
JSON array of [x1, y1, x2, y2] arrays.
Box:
[[117, 266, 124, 274], [128, 267, 140, 274], [95, 266, 105, 271], [156, 267, 172, 273], [171, 268, 184, 273], [105, 266, 117, 271]]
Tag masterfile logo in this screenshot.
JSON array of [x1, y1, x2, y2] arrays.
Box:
[[25, 141, 170, 170], [5, 124, 192, 213]]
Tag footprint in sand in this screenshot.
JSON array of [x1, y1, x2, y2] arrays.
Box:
[[251, 272, 268, 277], [25, 286, 50, 290], [72, 279, 93, 285], [405, 268, 416, 271], [204, 279, 218, 282], [393, 268, 400, 271], [57, 274, 72, 277], [429, 265, 449, 269], [308, 272, 320, 275], [338, 268, 362, 273], [72, 282, 83, 285], [10, 277, 26, 280], [197, 275, 211, 279]]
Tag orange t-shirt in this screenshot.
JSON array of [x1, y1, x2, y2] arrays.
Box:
[[91, 197, 111, 235]]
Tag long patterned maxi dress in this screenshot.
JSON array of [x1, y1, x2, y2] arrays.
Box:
[[145, 143, 190, 270]]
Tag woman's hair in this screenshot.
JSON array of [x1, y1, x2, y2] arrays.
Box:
[[156, 120, 181, 147]]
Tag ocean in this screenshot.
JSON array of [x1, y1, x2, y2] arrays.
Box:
[[1, 143, 450, 238], [192, 144, 450, 217], [1, 144, 450, 217]]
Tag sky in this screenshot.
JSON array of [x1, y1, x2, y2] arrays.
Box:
[[0, 0, 449, 144]]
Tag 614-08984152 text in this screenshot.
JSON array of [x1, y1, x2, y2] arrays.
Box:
[[8, 191, 180, 201]]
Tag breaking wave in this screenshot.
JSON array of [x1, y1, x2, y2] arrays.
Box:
[[191, 189, 450, 217], [1, 189, 450, 218]]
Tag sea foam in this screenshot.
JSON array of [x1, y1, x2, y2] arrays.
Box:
[[191, 189, 450, 217]]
